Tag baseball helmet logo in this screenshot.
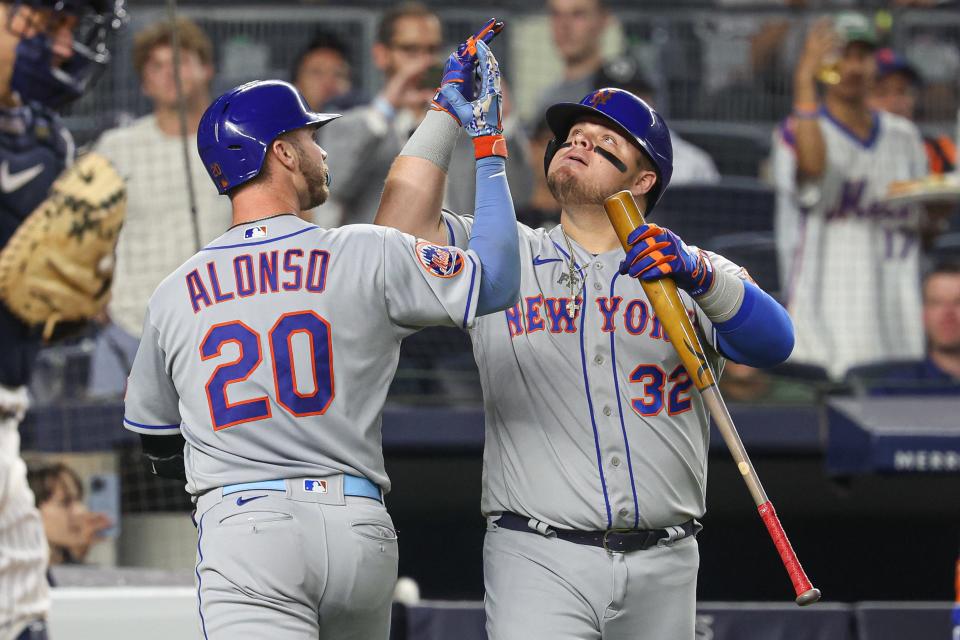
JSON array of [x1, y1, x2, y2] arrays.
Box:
[[416, 242, 465, 278], [589, 89, 614, 107]]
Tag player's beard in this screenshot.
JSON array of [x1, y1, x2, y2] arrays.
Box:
[[292, 140, 329, 209], [546, 165, 614, 207]]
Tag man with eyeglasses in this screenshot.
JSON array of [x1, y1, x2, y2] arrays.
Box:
[[318, 1, 443, 226]]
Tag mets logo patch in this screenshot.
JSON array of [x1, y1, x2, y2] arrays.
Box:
[[415, 241, 465, 278]]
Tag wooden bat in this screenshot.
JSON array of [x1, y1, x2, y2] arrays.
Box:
[[603, 190, 821, 607]]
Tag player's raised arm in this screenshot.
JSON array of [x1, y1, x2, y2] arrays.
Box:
[[378, 21, 518, 315], [376, 19, 504, 245]]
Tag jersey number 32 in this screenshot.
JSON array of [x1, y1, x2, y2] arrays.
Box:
[[200, 310, 334, 430]]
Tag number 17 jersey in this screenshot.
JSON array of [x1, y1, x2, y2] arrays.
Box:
[[122, 214, 481, 496]]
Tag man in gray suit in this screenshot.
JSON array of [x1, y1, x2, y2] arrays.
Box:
[[321, 3, 531, 225], [319, 2, 442, 226]]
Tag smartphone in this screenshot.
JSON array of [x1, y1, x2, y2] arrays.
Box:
[[87, 473, 120, 538], [421, 63, 445, 90]]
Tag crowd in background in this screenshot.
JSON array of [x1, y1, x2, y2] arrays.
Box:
[[30, 0, 960, 406]]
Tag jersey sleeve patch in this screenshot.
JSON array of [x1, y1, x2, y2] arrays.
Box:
[[415, 241, 465, 278]]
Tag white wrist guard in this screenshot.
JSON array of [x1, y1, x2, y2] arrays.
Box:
[[694, 266, 745, 323]]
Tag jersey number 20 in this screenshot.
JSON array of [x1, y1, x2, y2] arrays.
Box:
[[200, 311, 334, 430]]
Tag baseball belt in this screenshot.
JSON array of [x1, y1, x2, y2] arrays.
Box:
[[495, 512, 698, 553]]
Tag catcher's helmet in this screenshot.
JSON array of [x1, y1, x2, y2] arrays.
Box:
[[197, 80, 340, 195], [544, 88, 673, 212], [10, 0, 128, 108]]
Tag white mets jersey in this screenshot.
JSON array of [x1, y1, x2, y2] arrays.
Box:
[[443, 214, 745, 531], [772, 109, 928, 379], [123, 214, 481, 495]]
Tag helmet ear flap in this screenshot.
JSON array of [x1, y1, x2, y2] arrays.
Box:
[[543, 137, 562, 178]]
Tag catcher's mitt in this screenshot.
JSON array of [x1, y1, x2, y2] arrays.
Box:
[[0, 152, 126, 340]]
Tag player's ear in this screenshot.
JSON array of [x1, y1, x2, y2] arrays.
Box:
[[629, 169, 657, 200], [271, 138, 299, 173]]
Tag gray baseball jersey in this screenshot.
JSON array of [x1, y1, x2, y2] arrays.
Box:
[[123, 213, 481, 496], [443, 213, 741, 531]]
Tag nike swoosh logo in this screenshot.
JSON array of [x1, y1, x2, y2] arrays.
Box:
[[533, 255, 563, 266], [0, 161, 43, 193], [488, 170, 506, 178], [236, 494, 267, 506]]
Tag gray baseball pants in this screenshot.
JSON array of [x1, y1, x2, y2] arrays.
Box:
[[484, 518, 699, 640], [193, 476, 398, 639]]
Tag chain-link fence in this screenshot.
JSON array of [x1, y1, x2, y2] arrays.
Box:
[[18, 2, 960, 563]]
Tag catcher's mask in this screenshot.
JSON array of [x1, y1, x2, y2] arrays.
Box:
[[8, 0, 128, 109], [197, 80, 341, 195], [544, 87, 673, 213]]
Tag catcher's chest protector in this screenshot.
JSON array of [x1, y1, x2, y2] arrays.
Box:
[[0, 104, 71, 246]]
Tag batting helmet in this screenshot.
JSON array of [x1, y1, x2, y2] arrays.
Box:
[[10, 0, 128, 108], [544, 88, 673, 212], [197, 80, 340, 195]]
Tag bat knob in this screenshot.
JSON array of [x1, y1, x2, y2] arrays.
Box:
[[795, 588, 821, 606]]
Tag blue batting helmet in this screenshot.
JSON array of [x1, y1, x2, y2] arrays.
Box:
[[197, 80, 341, 195], [544, 88, 673, 212]]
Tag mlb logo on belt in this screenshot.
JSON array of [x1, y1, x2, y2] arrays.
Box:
[[245, 225, 267, 239], [304, 479, 328, 494]]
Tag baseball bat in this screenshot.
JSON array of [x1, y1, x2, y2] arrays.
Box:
[[603, 190, 821, 607]]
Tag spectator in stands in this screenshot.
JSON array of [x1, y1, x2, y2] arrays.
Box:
[[317, 2, 441, 226], [717, 361, 817, 403], [869, 48, 956, 175], [88, 17, 232, 396], [291, 29, 357, 112], [597, 55, 720, 184], [533, 0, 610, 117], [320, 5, 530, 224], [771, 14, 931, 379], [27, 463, 111, 566], [514, 118, 562, 229], [864, 263, 960, 393]]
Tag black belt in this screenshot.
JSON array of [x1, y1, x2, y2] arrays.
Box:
[[495, 512, 697, 553]]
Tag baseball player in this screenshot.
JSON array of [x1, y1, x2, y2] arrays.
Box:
[[122, 41, 518, 640], [0, 2, 125, 639], [772, 15, 929, 379], [377, 43, 795, 638]]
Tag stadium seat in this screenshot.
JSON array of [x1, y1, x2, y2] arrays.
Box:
[[669, 122, 772, 177], [768, 361, 831, 383], [655, 177, 775, 250], [704, 230, 780, 299], [931, 231, 960, 261], [843, 360, 960, 395]]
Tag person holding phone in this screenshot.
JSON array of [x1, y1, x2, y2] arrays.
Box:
[[317, 2, 444, 226]]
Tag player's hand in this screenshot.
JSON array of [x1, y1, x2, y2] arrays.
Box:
[[431, 18, 505, 121], [435, 40, 503, 139], [618, 224, 714, 297]]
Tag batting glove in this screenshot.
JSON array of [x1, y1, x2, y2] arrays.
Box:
[[618, 224, 715, 297], [435, 40, 506, 159], [431, 18, 504, 120]]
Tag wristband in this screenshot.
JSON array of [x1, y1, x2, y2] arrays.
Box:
[[792, 102, 819, 119], [473, 134, 508, 159]]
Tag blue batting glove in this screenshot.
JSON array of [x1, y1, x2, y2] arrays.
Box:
[[430, 19, 504, 122], [436, 40, 507, 158], [618, 224, 715, 297]]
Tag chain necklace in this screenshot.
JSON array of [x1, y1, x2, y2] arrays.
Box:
[[560, 226, 583, 317]]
